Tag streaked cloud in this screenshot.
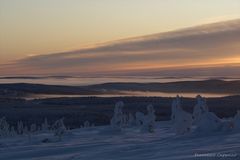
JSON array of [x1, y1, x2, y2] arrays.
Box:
[[1, 19, 240, 76]]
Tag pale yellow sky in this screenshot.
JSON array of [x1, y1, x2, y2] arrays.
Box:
[[0, 0, 240, 64]]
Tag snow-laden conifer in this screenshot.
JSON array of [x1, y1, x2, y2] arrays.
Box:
[[171, 96, 192, 135], [41, 118, 50, 132], [192, 95, 208, 124], [233, 110, 240, 130], [141, 104, 156, 133], [127, 113, 136, 127], [52, 118, 66, 141], [30, 124, 37, 133], [84, 121, 90, 128], [136, 112, 145, 126], [110, 101, 124, 131], [0, 117, 10, 137], [17, 121, 24, 135], [193, 96, 222, 133]]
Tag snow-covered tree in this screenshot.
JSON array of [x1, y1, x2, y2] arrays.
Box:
[[171, 96, 192, 135], [0, 117, 10, 137], [23, 126, 29, 135], [17, 121, 24, 135], [110, 101, 124, 131], [41, 118, 50, 132], [24, 127, 32, 143], [141, 104, 156, 133], [233, 110, 240, 130], [127, 113, 136, 127], [193, 96, 222, 133], [171, 95, 182, 123], [84, 121, 90, 128], [136, 111, 145, 126], [122, 114, 128, 127], [52, 118, 66, 141], [37, 126, 41, 132], [10, 126, 17, 137], [30, 124, 37, 133], [192, 95, 208, 124]]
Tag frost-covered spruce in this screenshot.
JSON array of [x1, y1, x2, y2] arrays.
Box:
[[192, 95, 208, 124], [122, 114, 128, 127], [24, 126, 32, 143], [0, 117, 10, 137], [127, 113, 136, 127], [171, 95, 183, 123], [171, 99, 177, 123], [17, 121, 24, 135], [52, 118, 66, 141], [193, 97, 222, 133], [171, 96, 192, 135], [110, 101, 124, 131], [23, 126, 29, 135], [10, 126, 17, 137], [41, 118, 50, 132], [233, 110, 240, 130], [141, 104, 156, 133], [84, 121, 90, 128], [30, 124, 37, 133], [136, 112, 145, 126]]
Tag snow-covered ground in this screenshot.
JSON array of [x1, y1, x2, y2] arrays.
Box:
[[0, 121, 239, 160]]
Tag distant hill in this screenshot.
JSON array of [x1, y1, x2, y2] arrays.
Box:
[[0, 80, 240, 96], [89, 79, 240, 94]]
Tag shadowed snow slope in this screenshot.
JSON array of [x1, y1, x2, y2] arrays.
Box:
[[0, 121, 239, 160]]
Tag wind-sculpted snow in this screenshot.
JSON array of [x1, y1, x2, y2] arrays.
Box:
[[0, 122, 239, 160]]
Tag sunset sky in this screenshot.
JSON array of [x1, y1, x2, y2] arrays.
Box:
[[0, 0, 240, 76]]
